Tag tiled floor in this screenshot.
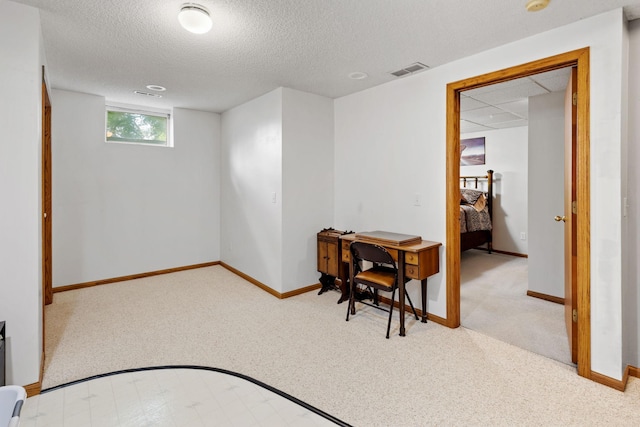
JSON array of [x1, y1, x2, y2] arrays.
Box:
[[20, 367, 342, 427]]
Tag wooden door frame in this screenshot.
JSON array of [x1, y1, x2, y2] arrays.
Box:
[[41, 66, 52, 382], [445, 48, 591, 378], [42, 69, 52, 306]]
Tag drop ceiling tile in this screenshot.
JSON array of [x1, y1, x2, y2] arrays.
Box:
[[470, 81, 548, 105], [460, 120, 492, 133], [461, 96, 490, 112], [461, 106, 505, 122], [530, 67, 571, 82], [489, 119, 529, 129], [463, 78, 524, 96], [530, 73, 570, 92], [495, 99, 529, 118], [483, 112, 522, 125]]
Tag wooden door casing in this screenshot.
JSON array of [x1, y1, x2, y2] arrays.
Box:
[[446, 48, 591, 378], [42, 76, 52, 305], [564, 67, 578, 363]]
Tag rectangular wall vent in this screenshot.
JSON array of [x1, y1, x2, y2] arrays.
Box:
[[391, 69, 411, 77], [134, 90, 162, 98], [390, 62, 429, 78]]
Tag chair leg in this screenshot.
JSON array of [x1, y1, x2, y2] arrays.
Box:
[[386, 288, 396, 339], [405, 290, 419, 321]]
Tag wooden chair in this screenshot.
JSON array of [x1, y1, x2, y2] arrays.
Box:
[[346, 241, 418, 338]]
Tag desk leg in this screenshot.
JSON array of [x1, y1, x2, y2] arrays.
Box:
[[337, 262, 350, 304], [421, 278, 428, 323], [398, 251, 406, 337]]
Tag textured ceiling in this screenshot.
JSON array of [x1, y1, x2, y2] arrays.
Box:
[[11, 0, 640, 113]]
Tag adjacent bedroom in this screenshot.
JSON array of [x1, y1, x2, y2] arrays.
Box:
[[458, 66, 575, 366]]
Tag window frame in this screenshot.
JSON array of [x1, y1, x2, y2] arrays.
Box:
[[105, 104, 173, 147]]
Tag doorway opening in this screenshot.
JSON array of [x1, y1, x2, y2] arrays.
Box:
[[458, 66, 574, 366], [445, 48, 591, 378]]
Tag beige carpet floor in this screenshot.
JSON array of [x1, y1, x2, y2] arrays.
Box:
[[44, 265, 640, 426], [460, 250, 572, 365]]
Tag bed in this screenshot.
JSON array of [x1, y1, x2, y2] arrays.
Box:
[[460, 170, 494, 253]]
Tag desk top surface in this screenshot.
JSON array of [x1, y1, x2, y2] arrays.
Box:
[[340, 231, 441, 252]]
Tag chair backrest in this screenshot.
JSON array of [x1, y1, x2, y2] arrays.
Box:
[[350, 241, 396, 271]]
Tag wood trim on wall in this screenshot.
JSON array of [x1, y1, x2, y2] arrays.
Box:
[[491, 249, 528, 258], [375, 294, 448, 327], [53, 262, 220, 294], [53, 260, 322, 299], [446, 48, 591, 378], [589, 366, 639, 392], [526, 290, 564, 305], [575, 48, 591, 380], [282, 284, 322, 298], [24, 381, 41, 398], [220, 262, 321, 299], [24, 352, 45, 397]]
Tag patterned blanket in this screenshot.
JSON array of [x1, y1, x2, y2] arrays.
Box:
[[460, 204, 492, 233]]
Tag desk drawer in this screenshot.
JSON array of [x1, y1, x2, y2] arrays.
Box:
[[405, 264, 420, 280], [404, 248, 440, 280], [341, 240, 351, 263], [405, 252, 419, 265], [344, 242, 399, 263]]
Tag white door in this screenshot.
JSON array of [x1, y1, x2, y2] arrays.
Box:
[[527, 91, 566, 298]]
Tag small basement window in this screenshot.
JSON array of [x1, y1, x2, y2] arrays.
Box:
[[105, 105, 172, 147]]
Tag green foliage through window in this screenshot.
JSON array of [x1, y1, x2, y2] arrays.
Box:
[[106, 108, 169, 146]]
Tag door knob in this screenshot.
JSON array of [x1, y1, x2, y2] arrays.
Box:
[[554, 215, 566, 222]]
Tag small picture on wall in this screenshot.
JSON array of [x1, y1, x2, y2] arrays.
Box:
[[460, 137, 486, 166]]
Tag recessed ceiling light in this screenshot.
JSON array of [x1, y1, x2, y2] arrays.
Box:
[[178, 3, 213, 34], [348, 72, 368, 80], [146, 85, 166, 92], [526, 0, 550, 12]]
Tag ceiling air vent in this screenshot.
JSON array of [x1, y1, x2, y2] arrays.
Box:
[[390, 62, 429, 78], [134, 90, 162, 98]]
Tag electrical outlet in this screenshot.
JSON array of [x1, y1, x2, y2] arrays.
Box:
[[520, 232, 526, 241], [414, 193, 421, 206]]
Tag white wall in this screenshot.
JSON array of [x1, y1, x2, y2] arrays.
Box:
[[0, 0, 44, 386], [625, 18, 640, 369], [52, 90, 220, 286], [221, 88, 334, 294], [335, 9, 627, 379], [528, 91, 566, 297], [282, 88, 334, 293], [461, 127, 528, 255], [221, 89, 283, 289]]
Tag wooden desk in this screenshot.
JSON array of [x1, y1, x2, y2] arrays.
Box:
[[340, 233, 441, 336], [317, 228, 352, 303]]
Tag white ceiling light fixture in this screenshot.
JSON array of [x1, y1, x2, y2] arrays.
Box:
[[178, 3, 213, 34], [526, 0, 550, 12], [348, 72, 368, 80]]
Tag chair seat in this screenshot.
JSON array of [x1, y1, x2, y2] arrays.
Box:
[[355, 267, 396, 290], [346, 241, 418, 338]]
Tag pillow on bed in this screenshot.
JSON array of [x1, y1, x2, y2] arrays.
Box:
[[460, 188, 484, 205], [472, 193, 487, 212]]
